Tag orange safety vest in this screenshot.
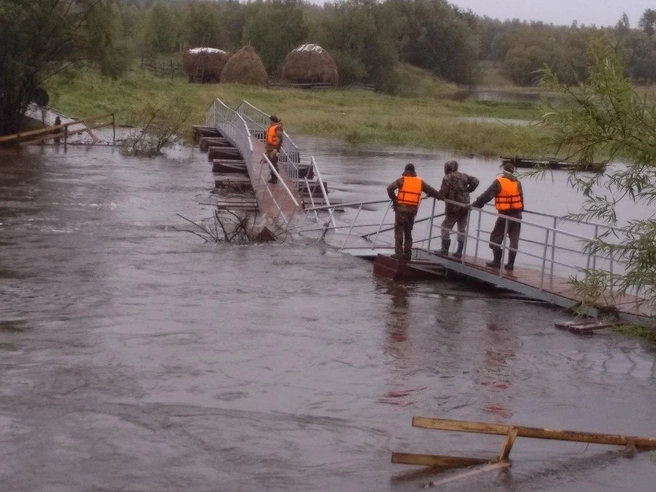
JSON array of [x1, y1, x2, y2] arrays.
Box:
[[267, 123, 281, 147], [495, 176, 523, 212], [397, 176, 423, 207]]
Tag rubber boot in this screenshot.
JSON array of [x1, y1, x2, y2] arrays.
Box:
[[453, 240, 465, 258], [504, 252, 516, 271], [438, 239, 451, 256], [486, 249, 502, 268]]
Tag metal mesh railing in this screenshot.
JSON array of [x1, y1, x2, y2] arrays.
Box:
[[235, 100, 302, 182], [297, 198, 650, 305]]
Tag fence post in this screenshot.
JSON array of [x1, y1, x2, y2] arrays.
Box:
[[427, 199, 436, 253]]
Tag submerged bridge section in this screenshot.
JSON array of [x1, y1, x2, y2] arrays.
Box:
[[198, 99, 330, 229], [296, 198, 654, 325]]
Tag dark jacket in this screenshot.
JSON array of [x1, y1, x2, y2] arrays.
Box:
[[471, 171, 524, 211], [387, 171, 443, 213], [440, 171, 479, 215]]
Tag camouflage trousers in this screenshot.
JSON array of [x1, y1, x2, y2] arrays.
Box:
[[394, 209, 416, 258], [440, 212, 468, 241]]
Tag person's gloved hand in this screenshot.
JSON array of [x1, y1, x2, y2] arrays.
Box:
[[391, 200, 398, 212]]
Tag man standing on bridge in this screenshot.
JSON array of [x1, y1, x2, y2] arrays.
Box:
[[470, 162, 524, 271], [438, 160, 479, 258], [266, 115, 283, 184], [387, 163, 443, 261]]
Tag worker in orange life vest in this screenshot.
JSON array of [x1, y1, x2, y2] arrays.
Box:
[[387, 163, 444, 261], [470, 162, 524, 270], [266, 115, 283, 184]]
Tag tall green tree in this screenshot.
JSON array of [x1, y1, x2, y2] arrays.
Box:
[[242, 0, 308, 74], [0, 0, 116, 135], [540, 40, 656, 319], [145, 3, 177, 55]]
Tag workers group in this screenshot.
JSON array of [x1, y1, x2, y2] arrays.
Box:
[[264, 112, 523, 270], [387, 161, 523, 270]]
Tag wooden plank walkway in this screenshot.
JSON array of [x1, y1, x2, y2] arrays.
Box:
[[343, 245, 652, 323], [242, 138, 303, 222], [415, 251, 652, 321]]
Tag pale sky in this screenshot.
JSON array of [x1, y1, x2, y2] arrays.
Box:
[[447, 0, 651, 27]]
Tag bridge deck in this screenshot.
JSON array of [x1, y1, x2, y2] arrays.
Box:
[[345, 247, 651, 322], [247, 139, 302, 220]]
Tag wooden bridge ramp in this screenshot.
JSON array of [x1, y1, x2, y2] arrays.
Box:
[[194, 124, 302, 221]]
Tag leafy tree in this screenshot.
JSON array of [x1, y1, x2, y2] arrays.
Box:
[[183, 2, 227, 49], [145, 3, 177, 55], [540, 40, 656, 320], [316, 0, 397, 89], [639, 8, 656, 36], [382, 0, 479, 84], [620, 31, 656, 84], [0, 0, 115, 136], [242, 0, 308, 74]]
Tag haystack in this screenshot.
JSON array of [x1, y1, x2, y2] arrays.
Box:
[[220, 45, 268, 86], [282, 44, 338, 86], [182, 47, 231, 83]]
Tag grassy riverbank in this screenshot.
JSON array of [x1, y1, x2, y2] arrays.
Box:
[[47, 64, 555, 157]]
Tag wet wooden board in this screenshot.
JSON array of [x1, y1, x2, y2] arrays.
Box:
[[554, 320, 623, 335], [212, 160, 247, 174], [391, 453, 488, 468], [413, 416, 656, 448], [208, 146, 241, 160], [443, 254, 653, 319], [374, 254, 445, 281], [423, 462, 510, 488], [200, 137, 232, 151], [192, 125, 223, 140]]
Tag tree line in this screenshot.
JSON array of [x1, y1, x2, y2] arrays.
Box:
[[4, 0, 656, 136]]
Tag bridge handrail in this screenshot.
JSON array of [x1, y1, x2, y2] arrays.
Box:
[[206, 99, 253, 153], [235, 100, 301, 183], [298, 196, 647, 300]]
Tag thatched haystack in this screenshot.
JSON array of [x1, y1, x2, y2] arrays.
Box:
[[282, 44, 338, 86], [220, 45, 268, 86], [182, 47, 231, 83]]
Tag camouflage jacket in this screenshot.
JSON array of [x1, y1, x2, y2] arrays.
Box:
[[440, 171, 479, 215]]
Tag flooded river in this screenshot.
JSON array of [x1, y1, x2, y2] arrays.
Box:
[[0, 141, 655, 491]]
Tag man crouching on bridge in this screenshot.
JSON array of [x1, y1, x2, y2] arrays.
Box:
[[470, 162, 524, 270], [387, 163, 443, 261]]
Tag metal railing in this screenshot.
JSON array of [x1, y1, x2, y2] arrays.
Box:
[[297, 197, 649, 304], [206, 98, 305, 229], [257, 152, 301, 227], [235, 100, 302, 182]]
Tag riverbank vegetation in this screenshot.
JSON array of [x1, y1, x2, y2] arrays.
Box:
[[47, 64, 548, 156], [541, 42, 656, 325], [5, 0, 656, 158]]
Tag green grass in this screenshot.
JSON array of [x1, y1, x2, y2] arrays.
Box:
[[46, 64, 555, 157]]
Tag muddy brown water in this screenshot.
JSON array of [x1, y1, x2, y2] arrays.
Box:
[[0, 141, 655, 492]]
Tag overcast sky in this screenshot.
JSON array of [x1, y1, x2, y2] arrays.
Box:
[[446, 0, 651, 27]]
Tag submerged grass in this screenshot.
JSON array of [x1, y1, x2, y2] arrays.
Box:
[[46, 65, 554, 156], [614, 324, 656, 342]]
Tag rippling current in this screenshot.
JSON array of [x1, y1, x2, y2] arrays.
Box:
[[0, 140, 654, 492]]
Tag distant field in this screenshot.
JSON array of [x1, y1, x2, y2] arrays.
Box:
[[46, 64, 556, 157]]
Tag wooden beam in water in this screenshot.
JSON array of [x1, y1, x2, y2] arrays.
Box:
[[412, 417, 656, 449], [391, 452, 489, 468], [423, 462, 511, 488], [499, 427, 518, 461]]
